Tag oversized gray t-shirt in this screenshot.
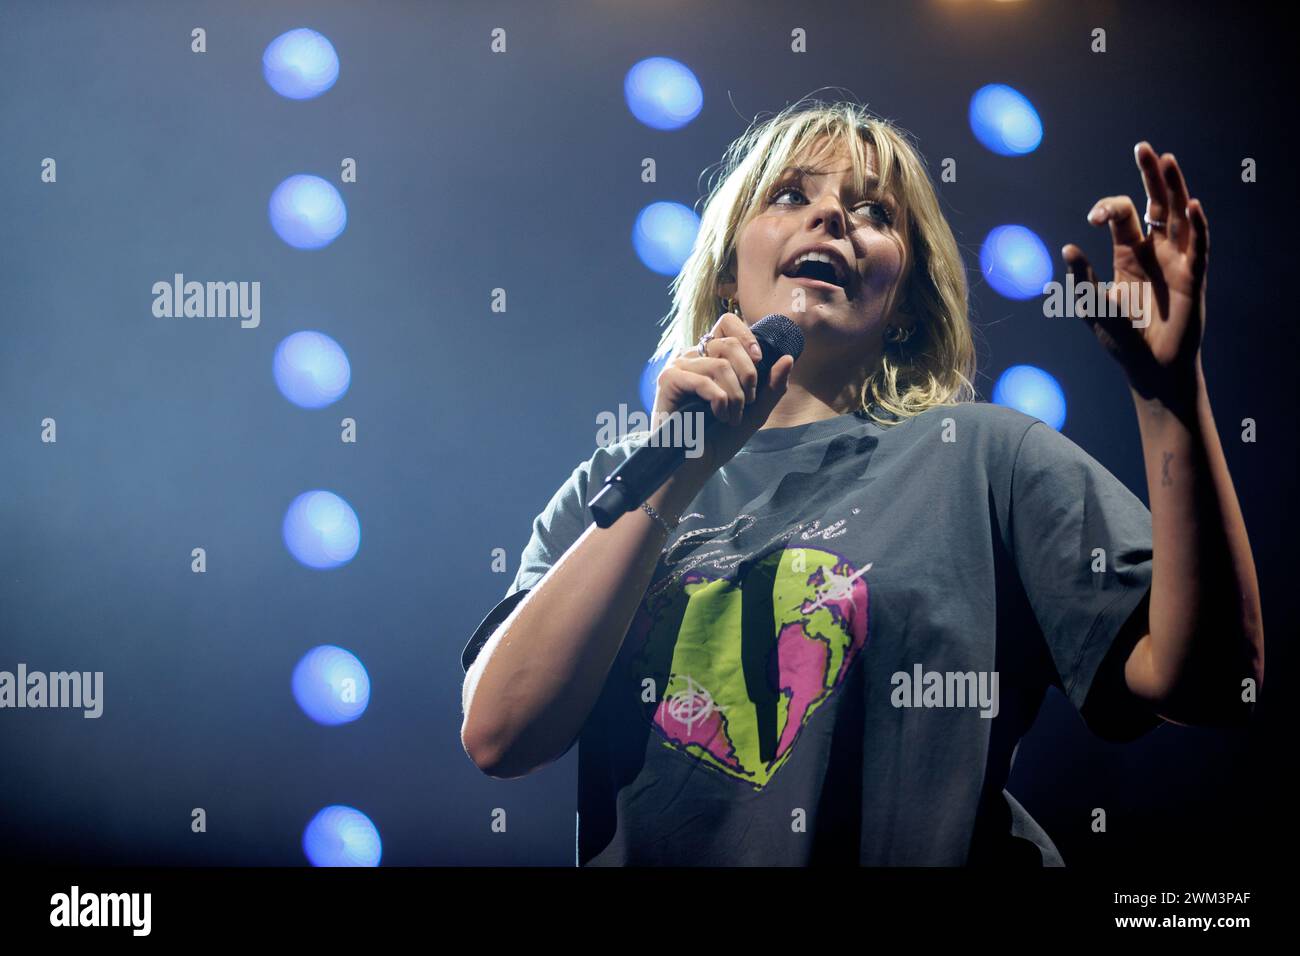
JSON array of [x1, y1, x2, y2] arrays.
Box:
[[461, 402, 1157, 865]]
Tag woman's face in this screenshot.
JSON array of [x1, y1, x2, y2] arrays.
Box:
[[723, 140, 909, 355]]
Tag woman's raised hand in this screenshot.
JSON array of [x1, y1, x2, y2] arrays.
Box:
[[1062, 142, 1209, 404]]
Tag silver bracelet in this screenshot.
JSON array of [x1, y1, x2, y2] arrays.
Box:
[[640, 501, 678, 534]]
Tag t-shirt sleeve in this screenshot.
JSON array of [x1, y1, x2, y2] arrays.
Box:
[[1008, 420, 1155, 732], [460, 457, 596, 673]]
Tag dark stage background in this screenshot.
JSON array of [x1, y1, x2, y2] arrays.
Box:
[[0, 0, 1292, 869]]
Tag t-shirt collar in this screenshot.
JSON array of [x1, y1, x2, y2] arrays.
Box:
[[735, 410, 875, 455]]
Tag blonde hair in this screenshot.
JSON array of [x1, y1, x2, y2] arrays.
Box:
[[653, 96, 976, 426]]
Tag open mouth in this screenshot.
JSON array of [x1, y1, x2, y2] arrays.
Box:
[[781, 258, 852, 297]]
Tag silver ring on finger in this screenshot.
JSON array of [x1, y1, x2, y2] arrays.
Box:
[[1143, 214, 1167, 232], [695, 332, 715, 358]]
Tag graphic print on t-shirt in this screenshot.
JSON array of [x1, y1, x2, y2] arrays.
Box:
[[621, 545, 870, 790]]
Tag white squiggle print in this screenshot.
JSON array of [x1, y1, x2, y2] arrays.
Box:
[[663, 673, 729, 739], [664, 513, 758, 560], [646, 506, 864, 598], [805, 562, 873, 612]]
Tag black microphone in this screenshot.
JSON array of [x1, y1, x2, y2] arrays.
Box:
[[587, 313, 804, 529]]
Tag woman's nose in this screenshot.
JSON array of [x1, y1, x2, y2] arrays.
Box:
[[805, 195, 845, 237]]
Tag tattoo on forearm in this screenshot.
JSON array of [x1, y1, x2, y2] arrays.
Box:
[[1161, 451, 1173, 487]]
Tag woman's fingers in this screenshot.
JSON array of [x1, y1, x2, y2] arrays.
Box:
[[1062, 243, 1105, 320], [656, 310, 773, 426], [1160, 153, 1191, 249], [660, 365, 735, 422], [1062, 244, 1141, 353], [1188, 198, 1209, 281], [654, 310, 768, 426], [1089, 194, 1145, 249], [1134, 142, 1168, 231], [670, 354, 748, 422], [1062, 243, 1098, 288], [705, 336, 759, 401], [711, 311, 765, 361]]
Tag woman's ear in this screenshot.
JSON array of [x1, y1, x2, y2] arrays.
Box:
[[892, 280, 915, 326], [717, 275, 737, 302], [887, 284, 921, 345]]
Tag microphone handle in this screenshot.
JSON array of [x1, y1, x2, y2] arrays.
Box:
[[588, 359, 780, 528], [587, 395, 719, 527]]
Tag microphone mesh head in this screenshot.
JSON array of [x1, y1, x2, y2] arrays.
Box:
[[750, 313, 805, 360]]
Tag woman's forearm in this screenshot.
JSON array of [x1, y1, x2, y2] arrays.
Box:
[[1128, 357, 1264, 723], [460, 460, 711, 778]]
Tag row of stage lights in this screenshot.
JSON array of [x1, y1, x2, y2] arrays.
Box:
[[259, 28, 1067, 864], [267, 35, 1067, 450], [261, 28, 379, 867]]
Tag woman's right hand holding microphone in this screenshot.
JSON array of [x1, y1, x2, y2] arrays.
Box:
[[650, 311, 796, 484]]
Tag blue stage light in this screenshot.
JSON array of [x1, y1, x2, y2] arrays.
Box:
[[263, 28, 339, 100], [624, 57, 703, 130], [640, 353, 671, 415], [992, 364, 1067, 430], [302, 805, 382, 867], [633, 202, 699, 276], [269, 174, 347, 250], [292, 644, 371, 725], [981, 225, 1053, 300], [969, 83, 1043, 155], [283, 490, 361, 569], [274, 331, 351, 409]]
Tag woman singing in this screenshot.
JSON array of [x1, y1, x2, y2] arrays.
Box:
[[459, 99, 1264, 865]]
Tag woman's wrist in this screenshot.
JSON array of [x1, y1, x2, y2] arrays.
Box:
[[639, 500, 678, 535], [647, 462, 712, 527]]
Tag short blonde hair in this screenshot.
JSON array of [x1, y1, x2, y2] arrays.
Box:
[[653, 96, 976, 425]]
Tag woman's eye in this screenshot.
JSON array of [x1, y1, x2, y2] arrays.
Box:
[[771, 186, 893, 225], [856, 201, 894, 225]]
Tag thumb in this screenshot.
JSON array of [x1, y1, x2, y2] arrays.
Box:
[[756, 355, 794, 409], [772, 354, 794, 392]]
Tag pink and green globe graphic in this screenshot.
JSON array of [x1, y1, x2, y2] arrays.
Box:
[[623, 546, 870, 790]]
